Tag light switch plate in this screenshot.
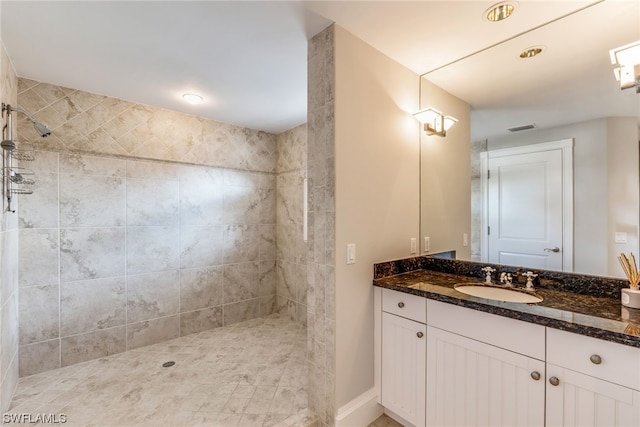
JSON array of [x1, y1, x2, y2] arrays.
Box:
[[347, 243, 356, 264]]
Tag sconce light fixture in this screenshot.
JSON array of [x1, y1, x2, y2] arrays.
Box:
[[413, 107, 458, 137], [609, 40, 640, 93]]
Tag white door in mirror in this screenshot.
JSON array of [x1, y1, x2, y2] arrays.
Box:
[[487, 148, 564, 271]]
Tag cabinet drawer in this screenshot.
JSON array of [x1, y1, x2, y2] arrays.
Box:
[[427, 299, 545, 360], [547, 328, 640, 390], [382, 288, 426, 323]]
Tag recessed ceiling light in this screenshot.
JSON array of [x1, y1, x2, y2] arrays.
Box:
[[182, 93, 203, 105], [520, 46, 544, 59], [484, 2, 516, 22]]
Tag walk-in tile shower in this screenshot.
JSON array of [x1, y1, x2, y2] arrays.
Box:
[[2, 75, 312, 425]]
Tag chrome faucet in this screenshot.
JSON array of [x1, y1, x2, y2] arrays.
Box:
[[481, 266, 496, 284], [500, 272, 514, 287]]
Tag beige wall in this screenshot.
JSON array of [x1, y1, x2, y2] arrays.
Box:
[[607, 117, 639, 277], [487, 117, 639, 277], [334, 25, 420, 408], [419, 77, 471, 259]]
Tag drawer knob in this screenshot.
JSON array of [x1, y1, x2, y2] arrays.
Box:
[[416, 331, 424, 338], [549, 376, 560, 386], [530, 371, 541, 381], [590, 354, 602, 365], [398, 302, 405, 308]]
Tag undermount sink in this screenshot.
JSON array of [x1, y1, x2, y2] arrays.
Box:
[[454, 283, 543, 304]]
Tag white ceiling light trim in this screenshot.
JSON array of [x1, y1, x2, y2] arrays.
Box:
[[182, 93, 203, 105]]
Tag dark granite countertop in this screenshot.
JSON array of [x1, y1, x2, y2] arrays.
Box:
[[374, 266, 640, 349]]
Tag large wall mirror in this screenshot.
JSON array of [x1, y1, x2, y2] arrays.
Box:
[[420, 0, 640, 278]]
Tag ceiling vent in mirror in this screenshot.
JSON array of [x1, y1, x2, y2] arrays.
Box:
[[484, 2, 517, 22], [508, 124, 536, 132]]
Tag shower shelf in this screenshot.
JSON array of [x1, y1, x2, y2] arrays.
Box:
[[2, 102, 44, 213]]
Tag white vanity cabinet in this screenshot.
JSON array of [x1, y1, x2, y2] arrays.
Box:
[[380, 288, 427, 427], [376, 287, 640, 427], [545, 328, 640, 427], [426, 300, 546, 427]]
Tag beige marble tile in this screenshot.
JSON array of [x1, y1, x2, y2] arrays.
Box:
[[126, 315, 180, 350], [59, 174, 125, 227], [18, 228, 59, 287], [60, 227, 125, 282], [19, 285, 59, 345], [19, 340, 60, 377], [180, 266, 224, 312], [180, 307, 223, 336], [126, 225, 179, 274], [127, 270, 180, 323], [60, 327, 126, 367], [60, 277, 125, 336]]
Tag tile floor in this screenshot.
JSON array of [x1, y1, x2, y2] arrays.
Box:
[[6, 315, 314, 427], [368, 414, 403, 427]]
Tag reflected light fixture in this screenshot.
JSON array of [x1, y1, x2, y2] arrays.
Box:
[[520, 46, 543, 59], [484, 2, 516, 22], [610, 40, 640, 93], [182, 93, 203, 105], [413, 107, 458, 137]]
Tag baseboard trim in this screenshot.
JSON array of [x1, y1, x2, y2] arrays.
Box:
[[335, 388, 383, 427]]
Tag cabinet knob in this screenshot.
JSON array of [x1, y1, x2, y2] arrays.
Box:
[[530, 371, 541, 381], [590, 354, 602, 365], [549, 376, 560, 386], [416, 331, 424, 338], [398, 302, 405, 308]]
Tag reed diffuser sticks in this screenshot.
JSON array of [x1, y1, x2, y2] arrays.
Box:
[[618, 253, 640, 289]]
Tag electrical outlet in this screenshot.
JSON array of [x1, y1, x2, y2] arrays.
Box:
[[463, 233, 468, 247], [424, 236, 430, 252], [410, 238, 417, 254]]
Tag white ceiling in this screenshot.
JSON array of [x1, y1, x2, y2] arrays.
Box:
[[1, 1, 639, 136]]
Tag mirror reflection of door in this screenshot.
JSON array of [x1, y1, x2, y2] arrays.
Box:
[[480, 140, 574, 272]]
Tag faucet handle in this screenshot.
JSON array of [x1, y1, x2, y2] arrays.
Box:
[[482, 266, 496, 283]]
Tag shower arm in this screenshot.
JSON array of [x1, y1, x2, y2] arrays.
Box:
[[1, 103, 51, 138]]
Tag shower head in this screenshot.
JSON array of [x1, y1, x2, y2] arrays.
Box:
[[11, 106, 51, 137], [32, 121, 52, 138], [2, 104, 51, 138]]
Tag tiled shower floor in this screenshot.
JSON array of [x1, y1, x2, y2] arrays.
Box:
[[7, 315, 313, 426]]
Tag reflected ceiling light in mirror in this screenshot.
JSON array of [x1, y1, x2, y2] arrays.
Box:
[[182, 93, 203, 105], [519, 46, 544, 59], [413, 107, 458, 137], [610, 40, 640, 93], [484, 2, 516, 22]]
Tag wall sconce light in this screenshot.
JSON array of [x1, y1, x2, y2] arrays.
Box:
[[413, 107, 458, 137], [610, 40, 640, 93]]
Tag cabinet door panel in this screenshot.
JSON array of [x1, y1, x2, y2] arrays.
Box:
[[546, 364, 640, 427], [427, 326, 545, 427], [381, 312, 426, 426]]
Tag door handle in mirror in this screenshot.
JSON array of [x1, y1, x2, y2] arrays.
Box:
[[544, 247, 560, 253]]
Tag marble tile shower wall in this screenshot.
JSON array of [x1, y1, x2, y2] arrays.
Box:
[[14, 78, 281, 377], [17, 152, 277, 377], [276, 124, 308, 325], [0, 42, 20, 413], [307, 26, 336, 427]]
